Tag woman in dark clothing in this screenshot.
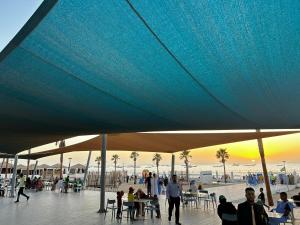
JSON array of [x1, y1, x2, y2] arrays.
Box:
[[217, 195, 238, 225]]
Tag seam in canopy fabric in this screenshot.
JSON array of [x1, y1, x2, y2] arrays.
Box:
[[125, 0, 260, 128], [19, 46, 184, 128]]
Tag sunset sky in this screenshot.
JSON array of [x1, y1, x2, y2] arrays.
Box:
[[16, 132, 300, 168]]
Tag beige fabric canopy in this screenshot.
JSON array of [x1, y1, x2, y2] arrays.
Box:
[[19, 131, 296, 160]]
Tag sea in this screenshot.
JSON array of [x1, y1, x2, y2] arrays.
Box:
[[87, 162, 300, 179]]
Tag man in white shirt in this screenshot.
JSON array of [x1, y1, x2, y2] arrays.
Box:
[[15, 173, 29, 203], [166, 175, 182, 225]]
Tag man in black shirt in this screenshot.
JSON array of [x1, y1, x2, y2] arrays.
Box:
[[258, 188, 265, 204], [257, 187, 269, 209], [237, 187, 268, 225], [217, 195, 237, 225]]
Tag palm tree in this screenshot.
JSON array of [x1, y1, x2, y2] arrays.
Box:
[[130, 151, 139, 184], [216, 148, 229, 183], [56, 140, 65, 178], [179, 150, 192, 182], [111, 154, 120, 174], [111, 154, 120, 187], [95, 156, 101, 186], [152, 153, 162, 176]]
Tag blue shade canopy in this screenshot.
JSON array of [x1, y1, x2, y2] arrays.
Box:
[[1, 0, 300, 153]]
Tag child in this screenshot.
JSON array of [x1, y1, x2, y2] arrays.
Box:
[[152, 195, 161, 218], [116, 191, 124, 219], [128, 187, 135, 201], [127, 187, 135, 219]]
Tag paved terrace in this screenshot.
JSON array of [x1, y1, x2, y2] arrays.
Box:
[[0, 190, 221, 225], [1, 184, 300, 225]]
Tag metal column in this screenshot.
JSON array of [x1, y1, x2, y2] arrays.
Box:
[[60, 153, 64, 179], [31, 160, 38, 180], [257, 129, 274, 206], [98, 134, 107, 213], [4, 158, 8, 179], [83, 151, 92, 188], [171, 154, 175, 177], [10, 155, 18, 198], [26, 149, 31, 177]]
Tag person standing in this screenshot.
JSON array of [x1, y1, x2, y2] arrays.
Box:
[[237, 187, 268, 225], [257, 187, 269, 209], [151, 173, 159, 196], [146, 172, 152, 196], [15, 173, 29, 203], [64, 175, 69, 193], [166, 174, 182, 225]]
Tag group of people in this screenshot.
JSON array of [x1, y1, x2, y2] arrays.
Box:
[[116, 187, 161, 220], [14, 173, 81, 203], [115, 173, 183, 225], [25, 176, 44, 191], [217, 187, 295, 225]]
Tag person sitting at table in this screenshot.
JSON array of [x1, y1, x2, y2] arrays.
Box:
[[292, 192, 300, 207], [36, 177, 44, 191], [269, 192, 294, 225], [135, 188, 148, 217], [217, 195, 237, 225], [25, 177, 31, 189]]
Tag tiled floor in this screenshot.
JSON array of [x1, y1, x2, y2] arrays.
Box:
[[0, 190, 221, 225], [0, 187, 299, 225]]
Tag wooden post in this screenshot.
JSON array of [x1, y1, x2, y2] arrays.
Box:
[[257, 129, 274, 206]]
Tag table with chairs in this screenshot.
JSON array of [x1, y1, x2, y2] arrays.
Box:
[[181, 190, 217, 210], [105, 197, 153, 222]]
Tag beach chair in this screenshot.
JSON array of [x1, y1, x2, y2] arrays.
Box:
[[104, 199, 117, 219], [204, 193, 217, 209]]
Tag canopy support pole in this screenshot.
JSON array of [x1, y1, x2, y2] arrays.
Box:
[[257, 129, 274, 206], [10, 155, 18, 198], [31, 160, 38, 180], [60, 153, 63, 179], [0, 158, 5, 175], [98, 133, 107, 213], [26, 149, 31, 178], [171, 154, 175, 177], [83, 151, 92, 189]]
